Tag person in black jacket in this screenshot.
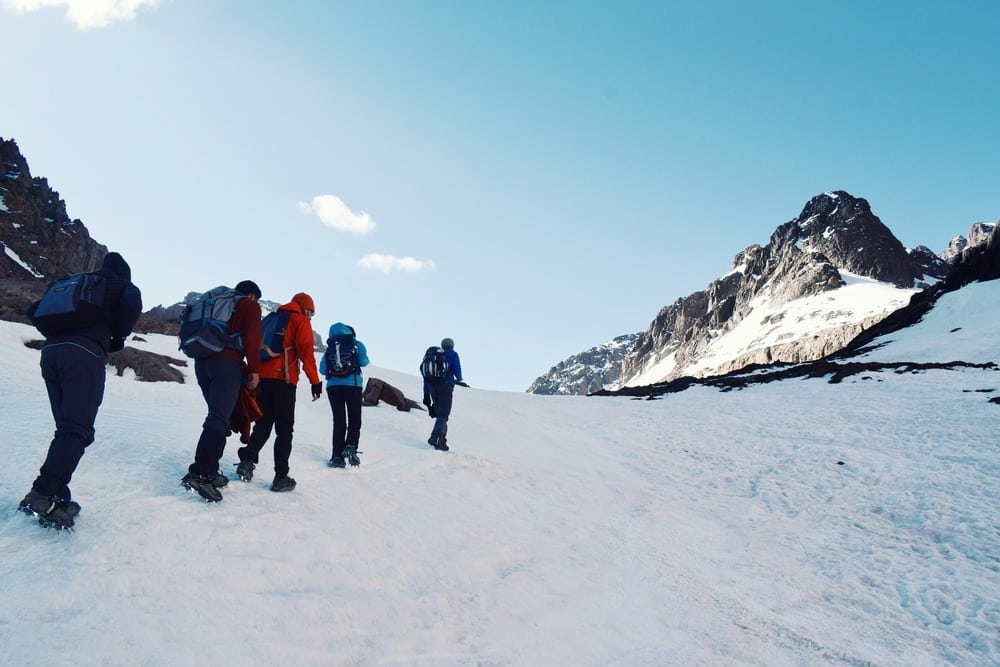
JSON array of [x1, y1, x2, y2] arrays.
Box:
[[19, 252, 142, 529]]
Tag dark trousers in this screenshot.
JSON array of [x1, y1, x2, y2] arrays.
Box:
[[238, 378, 297, 476], [33, 341, 106, 499], [189, 355, 243, 476], [327, 385, 362, 457], [428, 382, 454, 445]]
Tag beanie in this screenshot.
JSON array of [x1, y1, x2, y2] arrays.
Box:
[[234, 280, 262, 299], [441, 337, 455, 348], [292, 292, 315, 313]]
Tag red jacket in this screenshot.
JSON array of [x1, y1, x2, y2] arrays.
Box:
[[218, 296, 262, 374], [258, 301, 320, 386]]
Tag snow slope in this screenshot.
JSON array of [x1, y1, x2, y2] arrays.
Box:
[[0, 281, 998, 666]]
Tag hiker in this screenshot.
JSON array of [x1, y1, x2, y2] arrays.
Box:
[[235, 292, 323, 492], [422, 337, 466, 452], [182, 280, 262, 502], [20, 252, 142, 529], [320, 322, 369, 467]]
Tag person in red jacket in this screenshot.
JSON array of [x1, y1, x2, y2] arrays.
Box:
[[182, 280, 263, 502], [235, 292, 322, 492]]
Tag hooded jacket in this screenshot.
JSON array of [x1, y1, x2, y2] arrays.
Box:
[[320, 322, 369, 388], [29, 251, 143, 354], [258, 300, 321, 386]]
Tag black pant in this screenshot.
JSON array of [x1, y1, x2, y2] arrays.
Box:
[[33, 340, 106, 499], [189, 355, 243, 477], [327, 385, 362, 458], [428, 381, 454, 445], [239, 378, 297, 476]]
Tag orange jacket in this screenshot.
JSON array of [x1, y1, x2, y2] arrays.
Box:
[[258, 301, 320, 386]]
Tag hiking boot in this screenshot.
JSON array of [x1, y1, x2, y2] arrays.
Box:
[[270, 475, 297, 492], [19, 490, 75, 529], [434, 439, 449, 452], [181, 473, 223, 502], [235, 460, 255, 482], [345, 447, 361, 467], [329, 456, 346, 469], [57, 499, 82, 518], [213, 472, 229, 488]]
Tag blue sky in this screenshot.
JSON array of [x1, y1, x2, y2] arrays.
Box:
[[1, 0, 997, 391]]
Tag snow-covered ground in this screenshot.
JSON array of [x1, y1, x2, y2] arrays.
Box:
[[1, 280, 997, 666]]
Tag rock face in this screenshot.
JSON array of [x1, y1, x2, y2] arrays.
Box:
[[940, 221, 998, 263], [0, 138, 107, 281], [527, 333, 639, 395], [532, 191, 969, 393], [619, 191, 948, 386]]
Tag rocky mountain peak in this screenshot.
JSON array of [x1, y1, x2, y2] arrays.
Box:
[[0, 137, 107, 282]]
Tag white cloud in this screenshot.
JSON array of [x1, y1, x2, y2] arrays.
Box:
[[2, 0, 164, 30], [297, 194, 376, 236], [358, 253, 435, 273]]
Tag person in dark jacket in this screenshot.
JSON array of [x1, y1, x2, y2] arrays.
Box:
[[236, 292, 323, 492], [423, 337, 465, 452], [182, 280, 262, 502], [319, 322, 369, 468], [20, 252, 142, 529]]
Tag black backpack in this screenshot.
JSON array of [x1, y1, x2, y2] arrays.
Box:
[[325, 333, 360, 377], [259, 310, 292, 362], [178, 286, 245, 358], [31, 272, 108, 336], [419, 346, 450, 383]]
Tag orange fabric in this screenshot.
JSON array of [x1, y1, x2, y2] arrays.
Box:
[[257, 301, 320, 386], [230, 385, 263, 444]]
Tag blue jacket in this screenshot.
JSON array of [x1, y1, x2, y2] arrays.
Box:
[[423, 347, 463, 393], [320, 322, 369, 388]]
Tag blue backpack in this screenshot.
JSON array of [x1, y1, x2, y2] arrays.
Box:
[[259, 310, 292, 362], [178, 286, 245, 358], [324, 333, 360, 377], [31, 272, 107, 336]]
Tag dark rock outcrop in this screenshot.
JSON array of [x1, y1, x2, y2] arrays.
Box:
[[527, 333, 639, 395]]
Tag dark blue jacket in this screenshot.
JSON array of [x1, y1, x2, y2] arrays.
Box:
[[29, 252, 143, 354]]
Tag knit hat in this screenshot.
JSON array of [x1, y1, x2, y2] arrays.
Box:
[[234, 280, 262, 299], [101, 252, 131, 280], [441, 337, 455, 348], [292, 292, 315, 313]]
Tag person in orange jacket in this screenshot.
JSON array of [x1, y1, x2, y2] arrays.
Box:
[[235, 292, 322, 492]]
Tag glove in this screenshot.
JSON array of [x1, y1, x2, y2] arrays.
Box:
[[311, 382, 323, 400], [428, 405, 437, 418], [109, 337, 125, 352], [422, 393, 431, 408], [455, 380, 469, 388]]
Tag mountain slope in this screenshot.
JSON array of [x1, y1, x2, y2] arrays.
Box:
[[1, 264, 997, 665]]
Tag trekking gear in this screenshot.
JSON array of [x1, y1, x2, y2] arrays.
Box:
[[178, 286, 245, 359], [329, 456, 346, 469], [213, 472, 229, 488], [235, 460, 255, 482], [181, 473, 223, 502], [324, 333, 360, 378], [30, 272, 108, 337], [259, 310, 292, 362], [420, 346, 450, 383], [19, 490, 76, 529], [270, 475, 297, 492], [345, 446, 361, 467]]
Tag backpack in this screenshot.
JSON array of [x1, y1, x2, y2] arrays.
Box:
[[178, 286, 245, 359], [259, 310, 292, 362], [419, 346, 450, 383], [324, 333, 360, 378], [31, 272, 108, 336]]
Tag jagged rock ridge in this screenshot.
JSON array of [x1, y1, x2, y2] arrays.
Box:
[[530, 191, 977, 393], [528, 333, 639, 395]]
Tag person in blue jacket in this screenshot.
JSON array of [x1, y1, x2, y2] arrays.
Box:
[[320, 322, 369, 467], [423, 337, 465, 452]]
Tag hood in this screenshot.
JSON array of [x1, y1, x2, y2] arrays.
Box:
[[278, 301, 303, 315], [101, 252, 131, 281], [328, 322, 356, 338]]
